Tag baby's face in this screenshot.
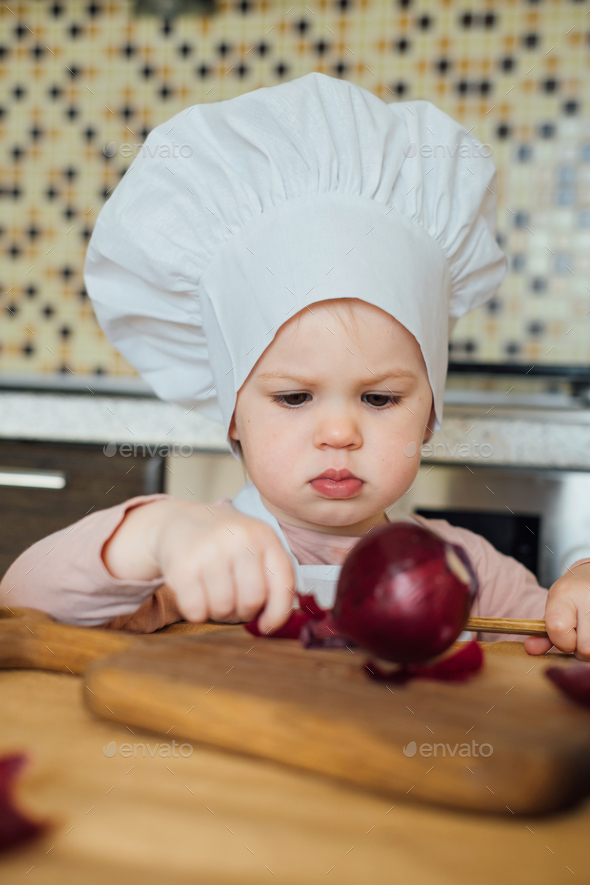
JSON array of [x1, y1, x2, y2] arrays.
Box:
[[229, 299, 434, 535]]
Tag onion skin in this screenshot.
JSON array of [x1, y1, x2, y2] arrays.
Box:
[[0, 753, 47, 854], [245, 594, 324, 639], [366, 640, 484, 684], [546, 665, 590, 711], [332, 522, 479, 664]]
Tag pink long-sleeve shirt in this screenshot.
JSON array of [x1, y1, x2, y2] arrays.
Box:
[[2, 493, 578, 642]]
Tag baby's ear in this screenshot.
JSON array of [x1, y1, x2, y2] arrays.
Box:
[[422, 402, 436, 444]]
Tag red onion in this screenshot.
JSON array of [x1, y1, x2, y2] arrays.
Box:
[[332, 521, 478, 664], [546, 665, 590, 711], [0, 753, 47, 854]]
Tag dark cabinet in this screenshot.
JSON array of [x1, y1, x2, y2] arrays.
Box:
[[0, 440, 164, 579]]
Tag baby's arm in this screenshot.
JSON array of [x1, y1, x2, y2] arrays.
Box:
[[1, 495, 168, 626], [1, 496, 295, 634], [414, 516, 590, 658]]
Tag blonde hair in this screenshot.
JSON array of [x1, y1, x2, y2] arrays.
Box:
[[290, 297, 362, 339]]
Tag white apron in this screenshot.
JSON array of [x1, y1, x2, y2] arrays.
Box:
[[230, 480, 473, 641]]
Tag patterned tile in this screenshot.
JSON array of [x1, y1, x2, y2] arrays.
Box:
[[0, 0, 589, 380]]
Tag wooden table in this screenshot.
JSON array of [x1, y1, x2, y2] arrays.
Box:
[[1, 644, 589, 884]]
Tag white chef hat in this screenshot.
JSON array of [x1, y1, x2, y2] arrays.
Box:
[[84, 72, 506, 460]]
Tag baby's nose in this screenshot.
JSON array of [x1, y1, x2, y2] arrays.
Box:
[[312, 409, 362, 448]]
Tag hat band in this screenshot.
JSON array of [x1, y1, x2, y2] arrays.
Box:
[[199, 192, 452, 450]]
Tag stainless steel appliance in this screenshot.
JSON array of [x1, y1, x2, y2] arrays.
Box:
[[394, 463, 590, 589]]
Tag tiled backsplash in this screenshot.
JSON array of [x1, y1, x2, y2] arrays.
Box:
[[1, 0, 589, 382]]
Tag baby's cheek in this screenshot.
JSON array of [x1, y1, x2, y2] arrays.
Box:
[[246, 430, 292, 487], [378, 438, 422, 495], [388, 432, 422, 467], [258, 427, 293, 468], [398, 455, 421, 490]]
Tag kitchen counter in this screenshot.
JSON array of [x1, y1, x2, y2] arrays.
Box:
[[0, 390, 228, 453], [3, 389, 590, 469], [1, 644, 589, 884]]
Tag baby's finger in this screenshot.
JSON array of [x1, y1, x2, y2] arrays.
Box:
[[256, 543, 296, 635], [524, 635, 553, 656], [574, 608, 590, 661], [200, 555, 237, 622], [232, 547, 268, 623], [545, 596, 577, 654], [172, 574, 209, 623]]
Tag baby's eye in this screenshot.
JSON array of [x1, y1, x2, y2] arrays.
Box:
[[362, 393, 399, 408], [272, 393, 311, 407]]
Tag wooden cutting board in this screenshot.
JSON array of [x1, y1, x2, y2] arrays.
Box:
[[0, 605, 231, 673], [83, 628, 590, 817]]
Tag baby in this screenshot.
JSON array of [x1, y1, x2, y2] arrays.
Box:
[[3, 73, 589, 659], [3, 296, 590, 659]]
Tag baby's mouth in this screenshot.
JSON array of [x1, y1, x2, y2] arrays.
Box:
[[309, 469, 364, 499]]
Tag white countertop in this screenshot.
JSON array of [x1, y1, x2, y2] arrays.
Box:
[[0, 390, 228, 453], [2, 389, 590, 470]]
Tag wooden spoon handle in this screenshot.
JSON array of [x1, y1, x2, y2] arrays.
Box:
[[466, 617, 547, 637]]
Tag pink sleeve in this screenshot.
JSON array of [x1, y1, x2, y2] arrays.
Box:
[[0, 495, 172, 628], [413, 516, 548, 642]]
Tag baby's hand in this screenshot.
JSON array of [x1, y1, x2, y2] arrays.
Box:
[[524, 562, 590, 660], [103, 498, 296, 633]]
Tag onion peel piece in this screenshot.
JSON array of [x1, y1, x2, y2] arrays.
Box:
[[0, 753, 48, 854], [365, 640, 484, 685], [545, 665, 590, 711], [244, 594, 325, 639]]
